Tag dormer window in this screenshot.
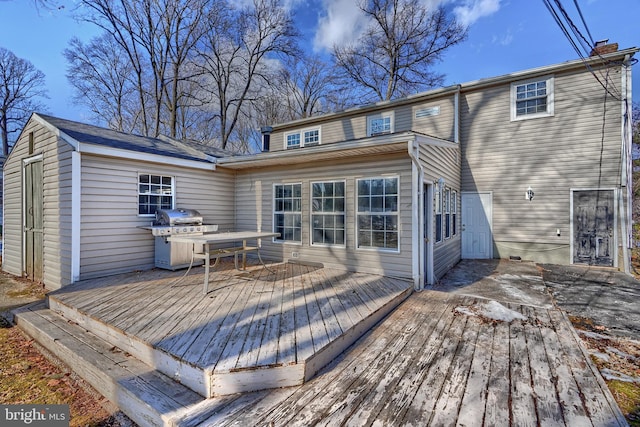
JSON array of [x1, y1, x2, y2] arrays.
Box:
[[367, 112, 394, 136], [285, 127, 321, 149]]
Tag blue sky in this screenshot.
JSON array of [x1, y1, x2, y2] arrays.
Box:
[[0, 0, 638, 123]]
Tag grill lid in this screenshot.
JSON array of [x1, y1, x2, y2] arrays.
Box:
[[155, 208, 203, 226]]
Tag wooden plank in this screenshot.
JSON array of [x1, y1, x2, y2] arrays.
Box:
[[315, 268, 354, 335], [326, 292, 450, 425], [300, 266, 331, 353], [522, 305, 565, 427], [277, 262, 298, 366], [507, 303, 538, 427], [254, 264, 287, 367], [483, 308, 511, 426], [537, 309, 592, 426], [290, 262, 316, 362], [548, 309, 628, 426]]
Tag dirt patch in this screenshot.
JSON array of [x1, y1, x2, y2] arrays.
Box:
[[0, 268, 133, 426]]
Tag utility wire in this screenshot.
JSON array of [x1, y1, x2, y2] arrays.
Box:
[[573, 0, 595, 46]]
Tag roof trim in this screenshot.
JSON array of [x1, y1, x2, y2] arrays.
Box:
[[217, 132, 457, 170], [31, 113, 216, 171], [271, 47, 639, 132]]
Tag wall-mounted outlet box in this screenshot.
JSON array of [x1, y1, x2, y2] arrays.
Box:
[[291, 252, 299, 258]]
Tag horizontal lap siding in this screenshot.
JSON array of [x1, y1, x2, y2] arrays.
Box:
[[79, 155, 235, 280], [420, 144, 462, 279], [269, 95, 456, 152], [3, 119, 73, 289], [460, 66, 624, 262], [232, 154, 414, 278]]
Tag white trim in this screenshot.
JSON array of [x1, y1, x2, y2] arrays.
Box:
[[284, 126, 322, 150], [408, 140, 422, 289], [461, 191, 493, 259], [71, 152, 81, 282], [510, 75, 555, 121]]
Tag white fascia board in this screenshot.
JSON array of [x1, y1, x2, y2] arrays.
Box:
[[77, 142, 216, 171]]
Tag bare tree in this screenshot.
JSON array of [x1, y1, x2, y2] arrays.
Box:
[[0, 48, 47, 156], [334, 0, 467, 102], [76, 0, 212, 138], [65, 35, 138, 132], [193, 0, 299, 150]]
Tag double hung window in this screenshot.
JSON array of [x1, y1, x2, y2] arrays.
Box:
[[274, 183, 302, 243], [285, 127, 321, 149], [511, 76, 554, 120], [367, 112, 393, 136], [357, 177, 399, 250], [311, 181, 345, 246]]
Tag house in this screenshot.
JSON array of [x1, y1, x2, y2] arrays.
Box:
[[3, 44, 637, 291]]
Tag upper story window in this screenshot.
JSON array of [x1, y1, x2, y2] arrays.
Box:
[[367, 112, 394, 136], [138, 174, 174, 216], [511, 75, 554, 121], [285, 127, 321, 149]]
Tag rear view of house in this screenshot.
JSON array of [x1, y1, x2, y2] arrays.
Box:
[[2, 45, 636, 291]]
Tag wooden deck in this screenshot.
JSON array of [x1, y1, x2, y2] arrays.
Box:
[[44, 260, 413, 397], [179, 290, 625, 426]]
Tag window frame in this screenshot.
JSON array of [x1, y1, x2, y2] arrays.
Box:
[[435, 185, 442, 243], [510, 75, 554, 121], [356, 176, 400, 252], [273, 183, 303, 244], [444, 188, 451, 240], [284, 127, 321, 149], [310, 180, 346, 247], [451, 190, 458, 236], [138, 173, 174, 217], [367, 111, 394, 136]]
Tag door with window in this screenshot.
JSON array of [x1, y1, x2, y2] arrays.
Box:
[[572, 190, 614, 266], [461, 192, 492, 259], [24, 159, 44, 282]]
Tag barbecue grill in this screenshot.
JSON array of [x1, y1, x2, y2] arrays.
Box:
[[146, 208, 218, 270]]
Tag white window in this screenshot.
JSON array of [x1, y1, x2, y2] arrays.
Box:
[[511, 75, 554, 121], [451, 190, 457, 236], [367, 112, 394, 136], [138, 174, 174, 216], [445, 188, 451, 239], [311, 181, 346, 246], [357, 177, 399, 251], [274, 183, 302, 243], [285, 127, 321, 149], [435, 186, 442, 243]]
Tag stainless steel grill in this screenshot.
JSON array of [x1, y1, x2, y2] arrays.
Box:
[[146, 208, 218, 270]]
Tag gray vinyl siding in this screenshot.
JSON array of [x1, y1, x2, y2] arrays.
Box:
[[79, 155, 235, 280], [232, 153, 414, 278], [2, 119, 73, 289], [269, 95, 456, 153], [419, 144, 462, 279], [460, 65, 625, 264]]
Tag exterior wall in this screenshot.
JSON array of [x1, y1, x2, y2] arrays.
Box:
[[460, 64, 625, 265], [419, 144, 462, 279], [232, 153, 414, 279], [3, 118, 74, 289], [269, 95, 456, 152], [79, 154, 235, 280]]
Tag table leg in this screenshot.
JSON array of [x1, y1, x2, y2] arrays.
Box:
[[242, 239, 247, 269], [203, 243, 210, 295]]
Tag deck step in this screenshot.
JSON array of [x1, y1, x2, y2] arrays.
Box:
[[12, 301, 215, 427]]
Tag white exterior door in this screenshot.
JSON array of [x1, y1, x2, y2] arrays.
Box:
[[461, 192, 492, 259]]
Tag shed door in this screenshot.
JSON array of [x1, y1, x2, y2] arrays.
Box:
[[573, 190, 614, 266], [461, 192, 492, 259], [24, 159, 44, 282]]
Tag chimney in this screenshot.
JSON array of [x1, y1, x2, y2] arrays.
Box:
[[260, 126, 272, 152], [590, 39, 618, 56]]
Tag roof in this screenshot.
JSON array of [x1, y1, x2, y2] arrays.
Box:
[[33, 113, 228, 167], [271, 47, 639, 132]]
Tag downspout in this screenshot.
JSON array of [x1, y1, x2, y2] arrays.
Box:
[[454, 84, 461, 144], [408, 138, 424, 290], [71, 151, 81, 282], [620, 54, 633, 274]]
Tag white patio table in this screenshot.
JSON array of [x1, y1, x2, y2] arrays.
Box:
[[167, 231, 280, 294]]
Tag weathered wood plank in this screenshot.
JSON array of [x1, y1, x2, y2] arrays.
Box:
[[508, 303, 538, 427], [291, 262, 316, 362], [484, 308, 511, 426]]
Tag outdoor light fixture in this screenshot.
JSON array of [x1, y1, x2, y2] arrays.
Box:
[[437, 177, 445, 190], [525, 186, 534, 201]]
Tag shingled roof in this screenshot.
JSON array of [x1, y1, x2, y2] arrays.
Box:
[[36, 113, 230, 163]]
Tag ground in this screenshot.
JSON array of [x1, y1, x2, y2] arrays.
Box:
[[0, 270, 133, 427]]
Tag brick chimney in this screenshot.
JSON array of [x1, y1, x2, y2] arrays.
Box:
[[590, 39, 618, 56]]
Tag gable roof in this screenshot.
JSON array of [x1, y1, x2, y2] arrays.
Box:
[[30, 113, 229, 169]]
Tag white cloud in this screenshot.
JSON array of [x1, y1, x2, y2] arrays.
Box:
[[313, 0, 370, 52], [454, 0, 501, 27]]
